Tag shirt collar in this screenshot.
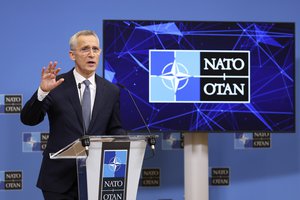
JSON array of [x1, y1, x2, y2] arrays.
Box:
[[73, 68, 96, 87]]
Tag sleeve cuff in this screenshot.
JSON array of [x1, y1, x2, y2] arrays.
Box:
[[37, 87, 49, 101]]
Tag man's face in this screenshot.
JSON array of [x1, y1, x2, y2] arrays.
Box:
[[69, 35, 101, 78]]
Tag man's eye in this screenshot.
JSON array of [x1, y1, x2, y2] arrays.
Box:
[[81, 47, 89, 51]]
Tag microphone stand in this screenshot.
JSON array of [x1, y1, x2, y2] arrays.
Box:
[[117, 83, 156, 156]]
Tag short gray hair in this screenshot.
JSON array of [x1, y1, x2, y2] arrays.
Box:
[[69, 30, 99, 50]]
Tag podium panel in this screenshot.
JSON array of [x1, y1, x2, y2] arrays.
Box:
[[50, 135, 149, 200]]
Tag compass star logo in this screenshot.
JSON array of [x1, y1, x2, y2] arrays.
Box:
[[160, 60, 191, 93], [108, 156, 122, 172], [22, 132, 48, 152], [234, 133, 253, 149], [103, 150, 128, 178], [149, 50, 201, 102]]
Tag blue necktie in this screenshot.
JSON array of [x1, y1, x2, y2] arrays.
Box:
[[82, 80, 91, 131]]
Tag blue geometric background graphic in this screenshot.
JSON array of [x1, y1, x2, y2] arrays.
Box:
[[103, 20, 295, 132]]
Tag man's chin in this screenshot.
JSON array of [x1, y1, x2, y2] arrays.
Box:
[[76, 66, 97, 78], [85, 64, 98, 71]]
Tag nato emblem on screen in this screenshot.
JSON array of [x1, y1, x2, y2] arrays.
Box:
[[150, 50, 200, 102], [149, 50, 250, 103]]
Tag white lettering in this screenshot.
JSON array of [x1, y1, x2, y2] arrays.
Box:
[[204, 58, 245, 71], [41, 134, 49, 140], [104, 180, 123, 188], [142, 179, 160, 185], [253, 132, 270, 137], [5, 96, 22, 103], [103, 193, 122, 200], [253, 140, 270, 147], [143, 170, 159, 176], [41, 143, 47, 150], [5, 173, 22, 180], [5, 182, 22, 189], [204, 83, 244, 96], [212, 178, 229, 185], [212, 170, 229, 176], [5, 106, 21, 112]]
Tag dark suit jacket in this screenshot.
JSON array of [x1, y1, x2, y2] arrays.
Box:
[[21, 69, 125, 193]]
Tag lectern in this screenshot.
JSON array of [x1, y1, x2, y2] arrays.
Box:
[[49, 135, 150, 200]]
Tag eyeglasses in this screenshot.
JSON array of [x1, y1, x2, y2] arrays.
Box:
[[74, 47, 101, 55]]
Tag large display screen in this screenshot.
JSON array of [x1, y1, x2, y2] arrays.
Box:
[[103, 20, 295, 132]]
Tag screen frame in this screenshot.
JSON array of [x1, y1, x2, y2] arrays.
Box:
[[102, 19, 296, 133]]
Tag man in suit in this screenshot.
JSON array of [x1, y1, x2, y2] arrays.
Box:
[[21, 30, 125, 199]]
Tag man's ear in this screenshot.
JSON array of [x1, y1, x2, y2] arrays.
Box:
[[69, 51, 75, 61]]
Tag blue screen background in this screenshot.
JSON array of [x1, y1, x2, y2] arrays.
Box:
[[103, 20, 295, 132]]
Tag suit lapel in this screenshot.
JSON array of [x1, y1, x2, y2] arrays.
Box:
[[88, 75, 105, 132], [64, 70, 84, 127]]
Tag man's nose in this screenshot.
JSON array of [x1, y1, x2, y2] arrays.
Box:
[[88, 49, 96, 56]]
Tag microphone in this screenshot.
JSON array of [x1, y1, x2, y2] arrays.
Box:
[[148, 135, 156, 151], [80, 135, 90, 156], [78, 83, 90, 156], [116, 83, 156, 151]]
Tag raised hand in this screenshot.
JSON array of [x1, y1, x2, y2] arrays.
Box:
[[40, 61, 64, 92]]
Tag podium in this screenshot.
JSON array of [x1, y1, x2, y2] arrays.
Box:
[[49, 135, 151, 200]]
